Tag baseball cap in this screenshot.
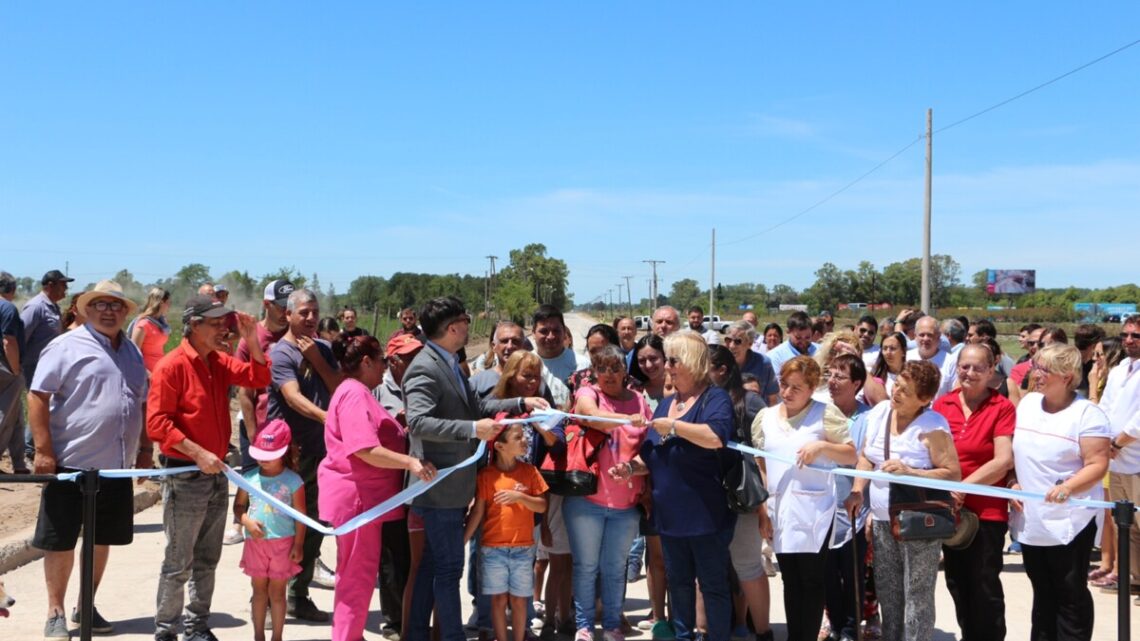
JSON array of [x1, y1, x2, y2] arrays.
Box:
[[42, 269, 75, 286], [249, 419, 292, 461], [183, 294, 233, 323], [214, 284, 228, 293], [263, 279, 295, 307], [386, 333, 424, 359]]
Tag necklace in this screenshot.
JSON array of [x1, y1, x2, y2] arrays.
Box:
[[676, 399, 687, 412]]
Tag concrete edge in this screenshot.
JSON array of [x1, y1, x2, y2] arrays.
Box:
[[0, 484, 163, 575]]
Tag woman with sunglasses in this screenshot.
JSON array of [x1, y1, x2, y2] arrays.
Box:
[[1009, 344, 1110, 641], [724, 320, 778, 406], [931, 343, 1015, 641], [615, 332, 738, 641], [564, 344, 650, 641]]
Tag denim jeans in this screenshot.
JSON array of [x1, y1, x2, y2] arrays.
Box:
[[470, 525, 535, 631], [154, 471, 229, 636], [408, 506, 468, 641], [660, 528, 734, 641], [562, 497, 640, 631]]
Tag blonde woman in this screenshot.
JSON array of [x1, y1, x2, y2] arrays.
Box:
[[129, 287, 171, 372]]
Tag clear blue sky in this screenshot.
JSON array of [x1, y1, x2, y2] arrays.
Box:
[[3, 3, 1139, 306]]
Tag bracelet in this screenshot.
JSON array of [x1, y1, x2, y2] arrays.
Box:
[[669, 419, 678, 438], [1110, 439, 1123, 451]]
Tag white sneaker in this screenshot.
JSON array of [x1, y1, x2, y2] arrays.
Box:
[[223, 525, 244, 545], [312, 557, 336, 589], [532, 617, 545, 630]]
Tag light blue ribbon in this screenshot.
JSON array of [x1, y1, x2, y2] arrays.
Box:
[[728, 441, 1134, 512]]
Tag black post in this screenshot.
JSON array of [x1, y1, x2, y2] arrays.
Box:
[[1113, 500, 1134, 641], [79, 469, 100, 641]]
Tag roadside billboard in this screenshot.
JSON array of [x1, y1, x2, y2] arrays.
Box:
[[986, 269, 1036, 295]]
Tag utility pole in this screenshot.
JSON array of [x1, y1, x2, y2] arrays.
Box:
[[615, 283, 624, 316], [643, 260, 665, 307], [921, 109, 933, 314], [485, 255, 498, 315], [709, 228, 716, 318], [623, 275, 634, 315]]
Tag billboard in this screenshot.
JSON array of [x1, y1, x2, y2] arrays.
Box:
[[986, 269, 1036, 295]]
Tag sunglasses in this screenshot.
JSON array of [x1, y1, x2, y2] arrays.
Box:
[[724, 336, 746, 345], [1122, 332, 1140, 341]]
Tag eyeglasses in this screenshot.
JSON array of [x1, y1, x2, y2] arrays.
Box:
[[449, 313, 472, 327], [1030, 362, 1054, 375], [724, 336, 745, 345], [857, 328, 874, 335], [1122, 332, 1140, 341], [958, 363, 990, 374], [828, 373, 851, 383], [595, 365, 624, 375], [90, 300, 126, 312]]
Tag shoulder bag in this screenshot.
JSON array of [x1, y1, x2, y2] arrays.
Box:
[[885, 410, 957, 542]]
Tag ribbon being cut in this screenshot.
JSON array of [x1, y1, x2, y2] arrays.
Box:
[[37, 409, 1135, 539]]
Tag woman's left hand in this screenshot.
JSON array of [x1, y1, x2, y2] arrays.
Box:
[[795, 441, 827, 467], [1045, 483, 1072, 503], [628, 414, 646, 428], [880, 458, 912, 475], [524, 397, 551, 412], [409, 458, 437, 483], [649, 417, 674, 437]]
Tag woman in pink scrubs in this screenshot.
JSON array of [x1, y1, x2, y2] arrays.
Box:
[[319, 335, 436, 641]]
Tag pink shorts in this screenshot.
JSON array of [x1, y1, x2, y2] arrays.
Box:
[[240, 536, 301, 580]]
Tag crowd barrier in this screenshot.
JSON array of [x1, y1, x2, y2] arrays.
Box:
[[1, 408, 1134, 641]]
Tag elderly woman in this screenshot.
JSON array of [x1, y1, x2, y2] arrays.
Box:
[[1009, 344, 1110, 641], [846, 361, 961, 641], [615, 332, 737, 641], [863, 331, 908, 405], [931, 344, 1015, 641], [564, 344, 650, 641], [751, 356, 855, 641], [724, 320, 778, 406], [319, 335, 435, 641], [569, 324, 632, 394]]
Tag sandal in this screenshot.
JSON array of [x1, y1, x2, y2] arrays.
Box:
[[1088, 567, 1112, 581], [1093, 574, 1119, 591]]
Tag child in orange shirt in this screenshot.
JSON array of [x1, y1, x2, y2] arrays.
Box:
[[465, 424, 549, 641]]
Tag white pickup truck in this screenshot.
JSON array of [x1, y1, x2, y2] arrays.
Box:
[[703, 315, 730, 333]]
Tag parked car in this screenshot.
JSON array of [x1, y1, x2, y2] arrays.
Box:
[[703, 315, 730, 333], [634, 315, 652, 330]]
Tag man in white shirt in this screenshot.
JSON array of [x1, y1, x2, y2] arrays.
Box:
[[857, 315, 880, 371], [905, 316, 957, 398], [1097, 316, 1140, 590], [685, 305, 721, 346], [532, 305, 584, 408]]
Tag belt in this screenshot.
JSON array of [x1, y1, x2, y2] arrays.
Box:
[[158, 454, 195, 468]]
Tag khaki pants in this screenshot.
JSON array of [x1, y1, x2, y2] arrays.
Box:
[[1108, 471, 1140, 584]]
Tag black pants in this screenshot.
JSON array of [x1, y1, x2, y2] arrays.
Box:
[[291, 453, 325, 600], [380, 518, 412, 630], [824, 528, 868, 640], [943, 520, 1007, 641], [776, 542, 829, 641], [1021, 519, 1096, 641]]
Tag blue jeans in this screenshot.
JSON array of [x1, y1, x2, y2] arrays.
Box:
[[481, 546, 536, 597], [408, 506, 467, 641], [562, 496, 640, 631], [660, 529, 734, 641]]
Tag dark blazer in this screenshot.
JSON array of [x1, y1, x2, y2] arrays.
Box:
[[404, 342, 518, 508]]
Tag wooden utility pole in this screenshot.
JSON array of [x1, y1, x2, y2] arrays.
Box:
[[921, 109, 933, 313], [709, 228, 716, 317], [643, 259, 665, 307], [623, 275, 634, 314]]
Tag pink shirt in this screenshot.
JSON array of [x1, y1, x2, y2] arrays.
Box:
[[574, 385, 650, 509], [318, 378, 408, 526]]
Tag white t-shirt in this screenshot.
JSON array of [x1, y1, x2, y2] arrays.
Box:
[[1011, 392, 1111, 546], [861, 345, 880, 372], [906, 347, 959, 399], [1098, 357, 1140, 474], [860, 401, 951, 522], [540, 347, 585, 408]]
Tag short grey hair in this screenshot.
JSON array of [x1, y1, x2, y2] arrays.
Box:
[[652, 305, 679, 322], [726, 319, 757, 342], [941, 319, 966, 344], [286, 288, 318, 312]]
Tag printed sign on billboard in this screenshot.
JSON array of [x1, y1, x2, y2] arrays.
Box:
[[986, 269, 1036, 295]]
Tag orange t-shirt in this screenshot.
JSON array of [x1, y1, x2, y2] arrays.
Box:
[[477, 462, 549, 547]]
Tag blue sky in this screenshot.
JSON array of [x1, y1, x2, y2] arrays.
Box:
[[3, 3, 1139, 306]]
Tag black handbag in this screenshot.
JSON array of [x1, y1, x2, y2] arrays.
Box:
[[723, 449, 768, 513], [884, 411, 956, 542]]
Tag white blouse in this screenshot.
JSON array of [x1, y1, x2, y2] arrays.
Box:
[[860, 401, 951, 522]]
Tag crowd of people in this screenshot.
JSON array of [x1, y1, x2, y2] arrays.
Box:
[[1, 269, 1139, 641]]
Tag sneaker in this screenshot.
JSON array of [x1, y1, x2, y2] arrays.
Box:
[[288, 595, 330, 622], [222, 525, 244, 545], [575, 628, 594, 641], [381, 624, 401, 640], [312, 557, 336, 589], [531, 617, 546, 630], [603, 629, 624, 641], [533, 600, 546, 619], [1006, 541, 1022, 554], [44, 611, 70, 640], [70, 606, 113, 633], [154, 633, 178, 641], [183, 629, 220, 641], [651, 620, 675, 640], [636, 619, 655, 631]]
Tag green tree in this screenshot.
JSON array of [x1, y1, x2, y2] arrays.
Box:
[[258, 267, 307, 293], [493, 276, 537, 325], [175, 263, 212, 289], [803, 262, 846, 312], [217, 270, 257, 301], [667, 279, 702, 311], [770, 284, 800, 307], [349, 275, 387, 312], [498, 244, 571, 311]]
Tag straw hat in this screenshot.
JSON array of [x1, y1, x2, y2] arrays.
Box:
[[75, 280, 139, 316], [943, 507, 980, 550]]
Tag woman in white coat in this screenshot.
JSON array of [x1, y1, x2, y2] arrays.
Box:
[[750, 356, 855, 641]]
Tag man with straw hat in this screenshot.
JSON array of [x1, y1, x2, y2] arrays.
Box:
[[27, 279, 147, 639]]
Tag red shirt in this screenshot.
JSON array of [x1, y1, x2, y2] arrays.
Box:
[[931, 389, 1016, 522], [147, 340, 271, 459]]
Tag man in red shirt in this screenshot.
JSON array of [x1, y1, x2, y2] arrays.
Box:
[[147, 295, 270, 641]]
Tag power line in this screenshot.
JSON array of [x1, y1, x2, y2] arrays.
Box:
[[935, 36, 1140, 134]]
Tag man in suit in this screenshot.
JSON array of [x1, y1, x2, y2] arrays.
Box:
[[404, 296, 548, 641]]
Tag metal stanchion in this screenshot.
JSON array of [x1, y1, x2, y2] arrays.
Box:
[[1113, 500, 1134, 641], [78, 469, 100, 641]]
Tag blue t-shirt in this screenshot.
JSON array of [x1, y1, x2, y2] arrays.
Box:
[[742, 351, 779, 399], [641, 385, 736, 537], [243, 467, 304, 539], [0, 298, 25, 371], [267, 338, 338, 457]]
